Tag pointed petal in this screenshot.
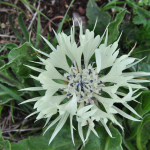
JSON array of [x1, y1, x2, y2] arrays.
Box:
[[31, 46, 50, 58], [19, 87, 44, 91], [40, 35, 57, 52], [95, 49, 101, 73], [19, 96, 42, 104], [112, 106, 140, 121], [49, 112, 69, 145], [24, 65, 45, 72]]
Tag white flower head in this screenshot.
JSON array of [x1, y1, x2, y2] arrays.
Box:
[[20, 22, 150, 145]]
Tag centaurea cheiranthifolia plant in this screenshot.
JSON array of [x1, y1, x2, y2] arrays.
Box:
[[20, 22, 150, 145]]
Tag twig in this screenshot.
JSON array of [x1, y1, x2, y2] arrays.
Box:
[[28, 0, 41, 30], [0, 34, 16, 38], [2, 127, 41, 133]]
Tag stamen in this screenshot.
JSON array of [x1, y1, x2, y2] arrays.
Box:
[[80, 95, 83, 98], [70, 83, 74, 87], [90, 90, 92, 93], [73, 74, 76, 78], [99, 89, 103, 93], [67, 93, 71, 96], [83, 64, 85, 69], [77, 84, 79, 92], [67, 76, 70, 80], [60, 71, 65, 74], [88, 69, 91, 75], [90, 80, 93, 83], [80, 75, 82, 79], [90, 61, 93, 65], [72, 62, 75, 67], [98, 81, 102, 85], [58, 88, 64, 91], [80, 81, 84, 86]]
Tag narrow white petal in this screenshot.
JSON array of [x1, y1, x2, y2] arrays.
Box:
[[123, 103, 141, 118], [100, 119, 112, 137], [43, 117, 52, 128], [78, 122, 85, 145], [65, 93, 77, 114], [40, 35, 57, 52], [128, 79, 150, 83], [89, 126, 99, 138], [82, 109, 97, 119], [19, 87, 44, 91], [19, 96, 42, 104], [31, 46, 50, 58], [43, 115, 62, 135], [70, 115, 75, 145], [49, 112, 69, 145], [30, 75, 39, 81], [29, 60, 44, 65], [25, 111, 38, 119], [24, 65, 45, 72], [122, 72, 150, 77], [85, 127, 91, 142], [112, 106, 140, 121], [95, 49, 101, 73], [126, 57, 146, 69]]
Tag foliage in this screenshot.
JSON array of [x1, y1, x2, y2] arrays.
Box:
[[1, 0, 150, 149]]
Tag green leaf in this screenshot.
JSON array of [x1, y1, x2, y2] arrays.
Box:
[[108, 9, 127, 44], [0, 128, 11, 150], [8, 14, 25, 43], [126, 0, 150, 25], [35, 12, 41, 49], [18, 13, 30, 42], [52, 0, 75, 47], [11, 122, 82, 150], [133, 14, 147, 26], [126, 91, 150, 139], [0, 60, 21, 88], [0, 43, 18, 52], [7, 42, 37, 82], [82, 126, 122, 150], [0, 83, 32, 111], [136, 114, 150, 150], [123, 138, 137, 150], [86, 0, 111, 35]]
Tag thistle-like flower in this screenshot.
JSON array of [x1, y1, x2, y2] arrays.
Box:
[[20, 22, 150, 145]]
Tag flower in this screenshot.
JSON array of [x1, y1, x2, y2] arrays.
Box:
[[20, 22, 150, 145]]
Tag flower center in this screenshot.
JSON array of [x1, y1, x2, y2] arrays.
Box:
[[62, 63, 104, 105]]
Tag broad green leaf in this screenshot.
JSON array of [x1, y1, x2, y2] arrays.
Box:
[[8, 42, 37, 82], [11, 122, 82, 150], [0, 43, 18, 52], [82, 126, 122, 150], [0, 128, 11, 150], [108, 9, 127, 44], [18, 13, 29, 42], [136, 114, 150, 150], [126, 0, 150, 25], [133, 14, 147, 26], [86, 0, 111, 35], [0, 60, 21, 88], [123, 138, 137, 150], [126, 91, 150, 140], [8, 14, 25, 43]]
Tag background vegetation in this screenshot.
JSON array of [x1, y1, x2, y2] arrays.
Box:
[[0, 0, 150, 149]]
